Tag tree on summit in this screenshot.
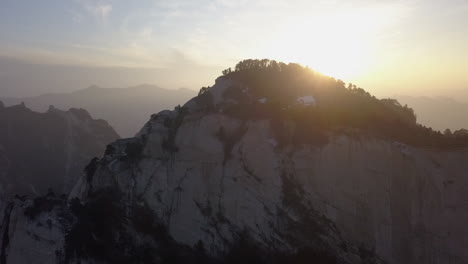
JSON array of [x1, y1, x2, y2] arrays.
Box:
[[222, 68, 232, 76]]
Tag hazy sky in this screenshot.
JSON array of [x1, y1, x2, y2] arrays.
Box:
[[1, 0, 468, 98]]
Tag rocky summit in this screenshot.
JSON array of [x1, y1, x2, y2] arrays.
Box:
[[1, 60, 467, 264]]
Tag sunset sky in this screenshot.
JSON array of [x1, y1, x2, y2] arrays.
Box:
[[1, 0, 468, 98]]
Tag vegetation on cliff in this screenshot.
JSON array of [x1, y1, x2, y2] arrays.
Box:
[[201, 59, 468, 149]]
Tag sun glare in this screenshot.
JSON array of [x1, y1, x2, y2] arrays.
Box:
[[265, 7, 397, 80]]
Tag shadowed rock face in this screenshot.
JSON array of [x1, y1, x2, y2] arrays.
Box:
[[65, 76, 468, 264], [1, 62, 467, 264], [0, 103, 119, 197]]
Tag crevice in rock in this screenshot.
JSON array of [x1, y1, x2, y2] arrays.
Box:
[[0, 202, 14, 264]]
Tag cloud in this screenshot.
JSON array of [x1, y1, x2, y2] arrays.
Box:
[[67, 8, 85, 23], [140, 27, 153, 41], [84, 2, 112, 21]]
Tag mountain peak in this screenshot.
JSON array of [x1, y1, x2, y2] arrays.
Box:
[[180, 59, 468, 150], [66, 60, 467, 264], [2, 60, 467, 264]]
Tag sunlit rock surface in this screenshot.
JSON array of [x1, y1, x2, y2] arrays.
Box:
[[76, 78, 468, 263]]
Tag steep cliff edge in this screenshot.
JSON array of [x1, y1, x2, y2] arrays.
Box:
[[2, 60, 468, 263], [0, 103, 120, 196]]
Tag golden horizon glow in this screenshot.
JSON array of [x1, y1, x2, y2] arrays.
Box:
[[263, 6, 402, 81], [1, 1, 468, 99]]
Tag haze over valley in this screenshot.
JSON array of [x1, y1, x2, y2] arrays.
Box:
[[1, 84, 196, 137]]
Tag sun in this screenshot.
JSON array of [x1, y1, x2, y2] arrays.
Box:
[[263, 7, 393, 80]]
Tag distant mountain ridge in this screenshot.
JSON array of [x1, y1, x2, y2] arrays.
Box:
[[393, 95, 468, 132], [0, 102, 119, 196], [0, 84, 197, 137]]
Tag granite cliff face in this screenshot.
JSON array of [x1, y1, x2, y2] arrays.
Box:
[[1, 61, 467, 263], [0, 103, 119, 196]]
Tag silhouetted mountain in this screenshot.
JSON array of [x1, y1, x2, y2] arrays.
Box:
[[1, 84, 196, 137], [393, 95, 468, 132], [0, 56, 218, 98], [1, 60, 467, 264], [0, 103, 119, 197]]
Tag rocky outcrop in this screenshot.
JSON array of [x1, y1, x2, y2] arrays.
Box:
[[0, 103, 119, 197], [0, 195, 70, 264], [1, 62, 467, 263], [69, 76, 468, 263]]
